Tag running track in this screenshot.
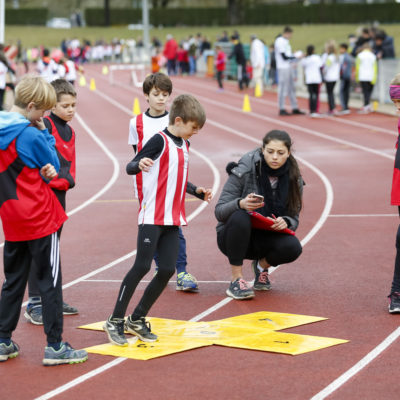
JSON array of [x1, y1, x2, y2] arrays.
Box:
[[1, 64, 400, 400]]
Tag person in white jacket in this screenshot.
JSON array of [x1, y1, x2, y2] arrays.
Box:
[[250, 34, 265, 95], [322, 40, 340, 115], [356, 43, 377, 114]]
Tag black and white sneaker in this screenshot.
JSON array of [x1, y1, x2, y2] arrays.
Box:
[[125, 316, 158, 342], [62, 301, 79, 315], [252, 260, 271, 291], [103, 316, 128, 346], [226, 278, 255, 300], [388, 292, 400, 313]]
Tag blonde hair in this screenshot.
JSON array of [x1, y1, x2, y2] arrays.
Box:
[[14, 75, 56, 110], [391, 73, 400, 86], [169, 94, 206, 128]]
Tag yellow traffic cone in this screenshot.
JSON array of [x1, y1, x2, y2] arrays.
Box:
[[79, 75, 86, 87], [255, 83, 262, 98], [90, 78, 96, 91], [242, 94, 251, 112], [133, 98, 141, 116], [102, 65, 109, 75], [372, 101, 379, 112]]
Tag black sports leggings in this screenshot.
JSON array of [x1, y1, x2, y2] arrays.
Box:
[[307, 83, 319, 113], [360, 81, 374, 106], [112, 224, 179, 320], [217, 209, 302, 267], [325, 81, 336, 111]]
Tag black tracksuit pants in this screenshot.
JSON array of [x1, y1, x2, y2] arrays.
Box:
[[0, 232, 63, 343]]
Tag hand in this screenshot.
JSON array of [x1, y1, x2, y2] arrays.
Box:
[[196, 187, 213, 203], [32, 117, 46, 131], [239, 193, 264, 211], [268, 215, 288, 231], [40, 163, 57, 180], [139, 157, 154, 172]]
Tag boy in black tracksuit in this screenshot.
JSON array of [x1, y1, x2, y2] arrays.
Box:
[[25, 79, 79, 325], [229, 35, 249, 90]]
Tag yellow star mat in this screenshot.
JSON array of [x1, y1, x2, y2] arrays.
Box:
[[79, 311, 348, 360]]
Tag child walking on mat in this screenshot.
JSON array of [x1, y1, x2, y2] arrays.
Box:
[[129, 72, 200, 292], [105, 94, 212, 345]]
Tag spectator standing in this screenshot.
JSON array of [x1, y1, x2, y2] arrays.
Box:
[[338, 43, 353, 115], [163, 34, 178, 76], [215, 45, 226, 91], [321, 40, 340, 115], [250, 34, 265, 96], [229, 34, 248, 91]]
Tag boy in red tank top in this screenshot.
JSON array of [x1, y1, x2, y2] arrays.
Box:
[[25, 79, 79, 325]]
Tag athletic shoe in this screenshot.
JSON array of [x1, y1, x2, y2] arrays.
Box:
[[103, 316, 128, 346], [62, 301, 79, 315], [279, 109, 291, 116], [226, 278, 255, 300], [338, 109, 351, 115], [310, 113, 323, 118], [388, 292, 400, 313], [252, 260, 271, 291], [176, 272, 199, 292], [43, 342, 88, 366], [125, 316, 158, 342], [24, 304, 43, 325], [292, 109, 305, 115], [0, 341, 19, 362]]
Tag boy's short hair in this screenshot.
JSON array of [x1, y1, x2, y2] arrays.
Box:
[[142, 73, 172, 96], [169, 94, 206, 128], [51, 78, 77, 101], [14, 75, 56, 110], [390, 73, 400, 86], [283, 26, 293, 34], [339, 43, 348, 50]]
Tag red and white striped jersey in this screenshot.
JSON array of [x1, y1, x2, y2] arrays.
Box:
[[137, 131, 189, 226], [128, 111, 169, 198]]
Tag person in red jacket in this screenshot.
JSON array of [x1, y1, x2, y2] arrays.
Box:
[[388, 73, 400, 313], [163, 34, 178, 76], [215, 45, 226, 91], [0, 75, 87, 365], [25, 79, 79, 325]]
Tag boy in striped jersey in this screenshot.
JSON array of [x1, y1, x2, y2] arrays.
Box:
[[104, 94, 212, 345], [129, 72, 200, 292]]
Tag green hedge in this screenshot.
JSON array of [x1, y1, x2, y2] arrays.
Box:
[[6, 8, 48, 25], [86, 4, 400, 26]]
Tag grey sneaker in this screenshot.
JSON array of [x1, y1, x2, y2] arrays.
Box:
[[43, 342, 88, 366], [388, 292, 400, 313], [226, 278, 255, 300], [103, 316, 128, 346], [0, 341, 19, 362], [252, 260, 271, 291], [125, 316, 158, 342], [24, 304, 43, 325], [63, 301, 79, 315]]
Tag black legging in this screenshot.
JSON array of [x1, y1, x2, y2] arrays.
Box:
[[360, 81, 374, 106], [112, 224, 179, 320], [325, 81, 336, 111], [390, 212, 400, 293], [307, 83, 319, 113], [217, 209, 302, 267]]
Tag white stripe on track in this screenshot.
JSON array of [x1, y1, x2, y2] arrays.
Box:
[[35, 83, 333, 400]]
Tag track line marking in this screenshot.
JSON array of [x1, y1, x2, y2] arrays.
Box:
[[310, 327, 400, 400], [329, 214, 398, 217], [82, 279, 231, 283]]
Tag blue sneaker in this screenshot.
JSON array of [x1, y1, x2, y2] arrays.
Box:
[[252, 260, 271, 291], [0, 341, 19, 362], [24, 304, 43, 325], [176, 272, 199, 292], [43, 342, 88, 366]]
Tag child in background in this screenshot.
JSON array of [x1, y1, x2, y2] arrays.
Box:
[[322, 40, 340, 115], [25, 79, 79, 325], [128, 73, 200, 292], [301, 45, 323, 118], [215, 45, 226, 91], [104, 94, 212, 345], [338, 43, 353, 115], [387, 73, 400, 313], [0, 75, 87, 365], [355, 43, 377, 114]]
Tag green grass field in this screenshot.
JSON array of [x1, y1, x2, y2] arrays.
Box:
[[5, 24, 400, 55]]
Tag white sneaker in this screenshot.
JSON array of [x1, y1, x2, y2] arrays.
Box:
[[310, 113, 323, 118]]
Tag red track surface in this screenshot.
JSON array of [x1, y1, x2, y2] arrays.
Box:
[[1, 65, 400, 399]]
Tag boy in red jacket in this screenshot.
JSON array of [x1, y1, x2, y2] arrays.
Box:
[[215, 45, 226, 91]]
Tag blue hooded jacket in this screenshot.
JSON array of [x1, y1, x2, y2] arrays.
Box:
[[0, 111, 60, 173]]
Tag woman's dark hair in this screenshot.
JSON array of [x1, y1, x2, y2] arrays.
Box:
[[306, 45, 314, 57], [262, 130, 302, 215]]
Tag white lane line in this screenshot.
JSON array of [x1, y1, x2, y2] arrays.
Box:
[[329, 214, 398, 217], [0, 112, 120, 250], [310, 327, 400, 400], [83, 279, 231, 283], [172, 77, 397, 136]]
